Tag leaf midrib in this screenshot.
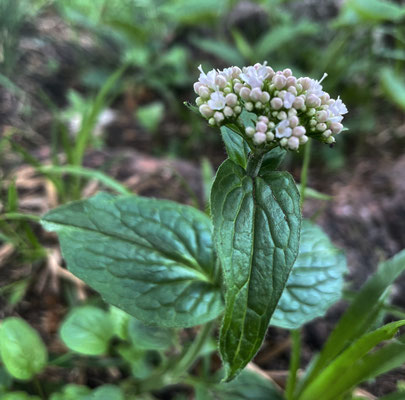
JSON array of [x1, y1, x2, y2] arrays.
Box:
[[44, 217, 214, 285]]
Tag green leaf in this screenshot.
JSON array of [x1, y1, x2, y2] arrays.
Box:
[[109, 306, 131, 341], [380, 67, 405, 111], [299, 249, 405, 392], [41, 192, 223, 328], [220, 126, 250, 169], [190, 38, 244, 65], [211, 160, 301, 380], [84, 385, 124, 400], [50, 384, 91, 400], [0, 318, 48, 380], [300, 320, 405, 400], [271, 220, 346, 329], [60, 306, 114, 355], [136, 102, 165, 133], [127, 318, 176, 350], [259, 147, 287, 173], [1, 393, 41, 400], [205, 369, 283, 399], [117, 344, 153, 379], [346, 0, 405, 22]]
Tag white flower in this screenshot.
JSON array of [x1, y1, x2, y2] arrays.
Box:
[[307, 73, 328, 97], [198, 65, 218, 90], [283, 92, 296, 109], [240, 65, 269, 89], [220, 67, 234, 81], [328, 96, 348, 122], [275, 119, 292, 138], [208, 91, 226, 110]]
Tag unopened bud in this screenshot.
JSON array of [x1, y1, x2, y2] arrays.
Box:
[[273, 74, 286, 90], [330, 122, 343, 134], [224, 106, 233, 117], [240, 87, 251, 101], [199, 104, 213, 118], [250, 88, 262, 102], [271, 97, 283, 110], [288, 136, 300, 150], [253, 132, 266, 145], [245, 127, 255, 137], [306, 94, 321, 108], [226, 93, 238, 107], [293, 126, 306, 137]]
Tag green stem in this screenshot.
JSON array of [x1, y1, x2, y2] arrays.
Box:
[[286, 329, 301, 400], [299, 139, 312, 208], [171, 320, 215, 378], [246, 152, 265, 178], [1, 212, 40, 222], [138, 320, 216, 393], [34, 377, 45, 399]]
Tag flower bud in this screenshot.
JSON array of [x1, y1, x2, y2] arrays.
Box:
[[198, 86, 210, 99], [250, 87, 262, 102], [293, 96, 305, 109], [286, 76, 297, 87], [300, 77, 311, 90], [287, 86, 298, 96], [199, 104, 213, 118], [288, 136, 300, 150], [253, 132, 266, 145], [320, 93, 330, 104], [255, 102, 263, 109], [215, 75, 227, 89], [214, 111, 224, 124], [316, 123, 327, 132], [270, 97, 283, 110], [273, 74, 286, 90], [258, 115, 269, 124], [256, 121, 267, 132], [283, 68, 292, 77], [240, 87, 251, 101], [277, 111, 287, 120], [306, 94, 321, 108], [226, 93, 238, 107], [208, 117, 215, 126], [245, 127, 255, 137], [224, 87, 231, 94], [280, 138, 288, 146], [245, 102, 254, 111], [196, 97, 203, 106], [260, 91, 270, 103], [289, 116, 299, 128], [224, 106, 233, 117], [266, 66, 275, 78], [234, 106, 242, 114], [323, 129, 332, 138], [234, 83, 243, 93], [288, 108, 297, 117], [330, 122, 343, 134], [194, 82, 202, 94], [316, 110, 328, 122], [266, 132, 275, 141], [293, 126, 306, 137], [300, 135, 308, 144], [326, 136, 336, 144]]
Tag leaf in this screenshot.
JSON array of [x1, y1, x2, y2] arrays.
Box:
[[380, 67, 405, 111], [299, 248, 405, 392], [50, 384, 91, 400], [204, 369, 284, 399], [346, 0, 405, 22], [259, 147, 287, 173], [41, 192, 223, 328], [127, 318, 176, 350], [0, 318, 47, 381], [271, 220, 346, 329], [117, 344, 153, 379], [109, 306, 131, 341], [211, 160, 301, 380], [136, 102, 165, 133], [190, 38, 243, 65], [300, 320, 405, 400], [220, 126, 250, 169], [60, 306, 114, 355], [83, 385, 124, 400], [1, 393, 41, 400]]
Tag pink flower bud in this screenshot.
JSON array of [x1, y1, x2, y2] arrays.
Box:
[[288, 136, 300, 150], [330, 122, 343, 134], [226, 93, 238, 107], [256, 121, 267, 132], [250, 87, 262, 102], [289, 116, 299, 128], [270, 97, 283, 110], [273, 74, 287, 90], [306, 94, 321, 108], [253, 132, 266, 145], [293, 96, 305, 109], [240, 87, 251, 101], [199, 104, 213, 118], [293, 126, 306, 137]]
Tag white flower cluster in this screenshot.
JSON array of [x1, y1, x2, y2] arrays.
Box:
[[193, 63, 348, 151]]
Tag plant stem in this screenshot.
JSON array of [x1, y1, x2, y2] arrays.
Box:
[[246, 151, 264, 178], [171, 320, 215, 378], [299, 139, 312, 208], [34, 377, 45, 399], [286, 329, 301, 400]]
